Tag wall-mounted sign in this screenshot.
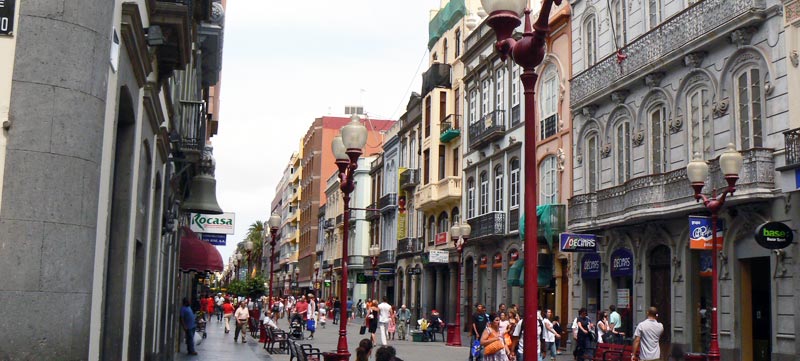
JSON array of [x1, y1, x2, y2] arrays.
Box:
[[0, 0, 16, 36], [190, 212, 235, 235], [559, 233, 598, 252], [616, 288, 630, 308], [610, 248, 633, 278], [201, 233, 227, 246], [379, 268, 395, 276], [581, 253, 601, 279], [429, 250, 449, 263], [435, 232, 449, 246], [754, 222, 794, 250], [689, 216, 725, 250], [699, 251, 712, 277], [356, 273, 368, 284]]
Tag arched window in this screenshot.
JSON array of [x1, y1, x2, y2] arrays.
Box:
[[540, 65, 559, 139], [509, 158, 520, 208], [735, 67, 764, 148], [649, 104, 669, 173], [494, 165, 504, 211], [438, 212, 449, 234], [614, 119, 632, 184], [452, 207, 460, 224], [584, 14, 597, 66], [469, 89, 478, 125], [467, 178, 475, 218], [480, 171, 489, 215], [428, 216, 436, 244], [496, 68, 505, 110], [443, 38, 449, 64], [455, 30, 462, 58], [611, 0, 627, 46], [586, 133, 599, 192], [540, 155, 558, 204], [687, 86, 713, 159], [481, 79, 492, 116]]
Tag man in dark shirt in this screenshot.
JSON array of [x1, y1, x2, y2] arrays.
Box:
[[333, 297, 341, 324], [180, 298, 197, 355], [470, 304, 490, 361]]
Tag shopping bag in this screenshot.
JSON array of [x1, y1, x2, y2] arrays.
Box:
[[471, 339, 483, 358], [359, 325, 367, 335]]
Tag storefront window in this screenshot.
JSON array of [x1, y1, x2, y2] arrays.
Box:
[[610, 248, 634, 338]]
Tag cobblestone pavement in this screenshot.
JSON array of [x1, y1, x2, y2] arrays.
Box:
[[176, 315, 577, 361]]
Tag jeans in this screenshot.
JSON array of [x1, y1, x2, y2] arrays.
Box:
[[184, 327, 196, 354], [378, 321, 389, 345], [547, 341, 557, 359]]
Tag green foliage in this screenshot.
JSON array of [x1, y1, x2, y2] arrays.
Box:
[[227, 279, 247, 296], [245, 275, 266, 297]]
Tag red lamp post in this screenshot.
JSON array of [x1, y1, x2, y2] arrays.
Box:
[[323, 115, 368, 361], [369, 245, 380, 301], [447, 222, 471, 347], [480, 0, 562, 357], [686, 144, 743, 361], [268, 212, 281, 308]]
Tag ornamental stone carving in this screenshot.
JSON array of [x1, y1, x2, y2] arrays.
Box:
[[790, 50, 799, 67], [582, 105, 598, 117], [611, 90, 630, 104], [730, 27, 757, 47], [644, 72, 665, 87], [713, 98, 729, 118], [632, 131, 645, 147], [600, 143, 612, 158], [669, 116, 683, 134], [557, 148, 566, 171], [683, 51, 707, 67]]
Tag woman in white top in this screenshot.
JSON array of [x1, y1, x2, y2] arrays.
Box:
[[498, 311, 510, 336], [597, 311, 610, 344]]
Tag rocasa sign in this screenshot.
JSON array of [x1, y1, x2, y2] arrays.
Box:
[[190, 212, 235, 235], [754, 222, 794, 250]]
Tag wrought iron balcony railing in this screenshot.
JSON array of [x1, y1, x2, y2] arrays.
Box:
[[467, 212, 506, 241], [379, 193, 397, 211], [397, 237, 424, 258], [469, 109, 505, 149], [569, 148, 775, 229], [509, 208, 520, 233], [570, 0, 767, 107], [178, 100, 206, 157], [378, 250, 397, 265], [779, 128, 800, 170], [400, 169, 420, 190], [367, 202, 380, 221], [440, 114, 462, 143]]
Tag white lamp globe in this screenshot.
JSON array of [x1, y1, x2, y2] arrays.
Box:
[[341, 114, 368, 150], [479, 0, 527, 16], [269, 212, 281, 229], [719, 143, 744, 176], [686, 152, 709, 184], [331, 135, 348, 161]]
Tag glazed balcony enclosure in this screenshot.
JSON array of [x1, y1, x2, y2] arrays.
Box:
[[415, 176, 462, 211], [568, 148, 775, 230], [378, 250, 396, 266], [397, 237, 424, 258], [400, 169, 420, 190]]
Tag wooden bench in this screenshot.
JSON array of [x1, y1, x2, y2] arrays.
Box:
[[586, 343, 633, 361], [263, 327, 290, 354], [287, 340, 322, 361], [426, 323, 447, 342]]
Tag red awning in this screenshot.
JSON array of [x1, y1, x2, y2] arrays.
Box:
[[179, 227, 223, 272]]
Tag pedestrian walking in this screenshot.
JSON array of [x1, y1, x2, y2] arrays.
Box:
[[543, 309, 561, 360], [480, 314, 514, 361], [375, 345, 398, 361], [367, 301, 379, 344], [234, 301, 250, 343], [470, 304, 490, 361], [632, 307, 664, 361], [215, 294, 224, 322], [574, 308, 594, 361], [596, 311, 611, 344], [222, 298, 234, 334], [388, 306, 397, 340], [396, 304, 411, 340], [205, 294, 215, 323], [608, 305, 623, 344], [378, 297, 392, 345], [333, 297, 341, 324], [179, 298, 198, 355]]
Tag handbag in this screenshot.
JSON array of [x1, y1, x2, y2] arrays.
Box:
[[483, 330, 505, 355], [359, 325, 367, 335]]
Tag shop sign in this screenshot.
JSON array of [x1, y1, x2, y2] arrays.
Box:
[[435, 232, 449, 245], [616, 288, 630, 308], [0, 0, 16, 36], [689, 216, 725, 250], [559, 233, 598, 252], [754, 222, 794, 250], [379, 268, 395, 276], [581, 253, 601, 279], [190, 212, 235, 235], [201, 233, 226, 246], [356, 273, 368, 284], [610, 248, 633, 277], [699, 251, 712, 277], [429, 250, 449, 263]]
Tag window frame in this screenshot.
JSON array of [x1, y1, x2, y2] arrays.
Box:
[[585, 133, 599, 192], [540, 155, 558, 205], [614, 119, 632, 185], [649, 104, 669, 174], [479, 171, 489, 215], [734, 67, 764, 149], [481, 78, 492, 117], [646, 0, 662, 30], [611, 0, 627, 46], [494, 165, 504, 211], [584, 14, 597, 66], [496, 68, 505, 111], [509, 158, 520, 209], [686, 86, 713, 160], [540, 65, 559, 139], [467, 177, 476, 219]]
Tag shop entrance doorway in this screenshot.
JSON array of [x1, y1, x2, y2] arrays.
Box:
[[741, 257, 771, 361], [649, 245, 671, 352]]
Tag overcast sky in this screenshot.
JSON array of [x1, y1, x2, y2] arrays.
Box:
[[212, 1, 441, 263]]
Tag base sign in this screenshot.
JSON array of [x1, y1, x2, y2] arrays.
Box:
[[754, 222, 794, 249]]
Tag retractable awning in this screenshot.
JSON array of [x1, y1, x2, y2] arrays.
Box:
[[179, 226, 223, 272]]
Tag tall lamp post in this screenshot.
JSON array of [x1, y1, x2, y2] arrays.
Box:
[[244, 240, 254, 279], [369, 245, 380, 301], [480, 0, 562, 355], [235, 252, 243, 281], [323, 115, 368, 361], [448, 222, 471, 347], [686, 143, 743, 361], [268, 213, 281, 307]]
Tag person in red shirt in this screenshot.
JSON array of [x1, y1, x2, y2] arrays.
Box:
[[199, 294, 209, 319], [222, 299, 235, 333], [295, 296, 309, 321], [206, 296, 215, 322]]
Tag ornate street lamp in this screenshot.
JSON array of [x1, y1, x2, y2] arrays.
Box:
[[479, 0, 562, 356], [686, 143, 743, 361], [324, 115, 368, 361], [235, 252, 243, 281], [448, 222, 471, 347], [268, 212, 282, 307], [369, 245, 381, 301]]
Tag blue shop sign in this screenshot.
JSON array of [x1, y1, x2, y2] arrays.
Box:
[[559, 233, 598, 252], [201, 233, 226, 246], [581, 253, 601, 279], [610, 248, 633, 278]]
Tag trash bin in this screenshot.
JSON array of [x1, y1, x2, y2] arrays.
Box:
[[411, 330, 424, 342], [446, 323, 457, 344], [684, 353, 707, 361]]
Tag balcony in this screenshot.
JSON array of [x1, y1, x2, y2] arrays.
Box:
[[176, 100, 206, 151], [333, 258, 342, 269], [415, 176, 462, 211], [570, 0, 767, 108], [400, 169, 420, 191], [440, 115, 461, 143], [469, 110, 505, 149], [378, 250, 397, 266], [367, 201, 380, 221], [397, 237, 424, 258], [348, 255, 367, 268], [509, 208, 520, 232], [335, 214, 343, 225], [149, 0, 196, 81], [421, 63, 452, 96], [569, 148, 775, 230], [778, 128, 800, 171], [379, 193, 397, 212], [467, 212, 506, 244]]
